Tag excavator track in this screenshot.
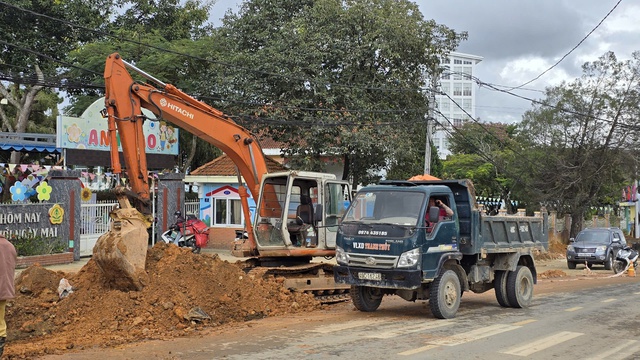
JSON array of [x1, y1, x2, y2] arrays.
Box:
[[244, 262, 350, 304]]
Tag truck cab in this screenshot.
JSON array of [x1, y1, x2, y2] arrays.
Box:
[[335, 181, 462, 287]]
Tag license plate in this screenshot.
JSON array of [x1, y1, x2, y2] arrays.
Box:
[[358, 272, 381, 281]]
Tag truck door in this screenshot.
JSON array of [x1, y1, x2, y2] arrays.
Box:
[[321, 181, 351, 248], [423, 192, 458, 275]]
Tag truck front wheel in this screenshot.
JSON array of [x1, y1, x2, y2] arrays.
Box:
[[494, 270, 511, 307], [351, 285, 383, 312], [430, 270, 461, 319], [506, 266, 534, 308]]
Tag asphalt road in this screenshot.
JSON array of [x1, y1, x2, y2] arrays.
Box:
[[40, 273, 640, 360]]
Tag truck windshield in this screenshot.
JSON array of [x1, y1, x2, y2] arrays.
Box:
[[344, 190, 425, 226]]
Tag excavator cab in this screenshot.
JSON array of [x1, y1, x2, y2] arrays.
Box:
[[249, 171, 350, 257]]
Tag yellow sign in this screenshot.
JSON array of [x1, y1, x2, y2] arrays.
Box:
[[49, 204, 64, 224]]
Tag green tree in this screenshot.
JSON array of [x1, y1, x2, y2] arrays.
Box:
[[213, 0, 465, 188], [443, 121, 520, 213], [64, 0, 221, 172], [0, 0, 113, 163], [386, 141, 444, 181], [515, 51, 640, 238]]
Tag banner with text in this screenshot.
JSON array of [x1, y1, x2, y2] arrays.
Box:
[[56, 97, 179, 155]]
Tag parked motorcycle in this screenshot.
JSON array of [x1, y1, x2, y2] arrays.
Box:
[[612, 246, 639, 274], [161, 211, 210, 254]]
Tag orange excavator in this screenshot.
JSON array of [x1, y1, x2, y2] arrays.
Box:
[[92, 53, 351, 301]]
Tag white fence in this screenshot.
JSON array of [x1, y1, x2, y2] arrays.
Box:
[[185, 201, 199, 216], [80, 200, 200, 257], [80, 201, 116, 257]]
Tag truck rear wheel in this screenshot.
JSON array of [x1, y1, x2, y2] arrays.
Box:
[[494, 270, 511, 307], [506, 266, 533, 308], [351, 285, 382, 312], [429, 270, 461, 319]]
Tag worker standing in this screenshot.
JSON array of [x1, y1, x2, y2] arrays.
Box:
[[0, 235, 16, 357]]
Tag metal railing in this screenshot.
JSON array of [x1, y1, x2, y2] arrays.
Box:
[[80, 201, 117, 257], [184, 201, 199, 217]]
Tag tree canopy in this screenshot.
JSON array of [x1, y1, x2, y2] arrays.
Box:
[[213, 0, 466, 187], [512, 51, 640, 236], [0, 0, 112, 163], [443, 121, 520, 214]]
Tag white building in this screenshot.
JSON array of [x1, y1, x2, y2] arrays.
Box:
[[432, 52, 483, 159]]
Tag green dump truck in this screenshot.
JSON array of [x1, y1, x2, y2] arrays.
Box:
[[334, 179, 548, 319]]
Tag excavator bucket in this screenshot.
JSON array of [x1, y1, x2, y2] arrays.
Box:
[[92, 199, 151, 291]]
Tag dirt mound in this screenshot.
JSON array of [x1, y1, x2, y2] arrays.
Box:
[[5, 243, 319, 359], [534, 235, 567, 261], [538, 269, 568, 279]]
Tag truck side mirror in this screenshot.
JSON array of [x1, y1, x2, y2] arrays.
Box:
[[428, 206, 440, 223], [569, 237, 575, 243]]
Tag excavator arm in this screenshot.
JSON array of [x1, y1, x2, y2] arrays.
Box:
[[104, 53, 267, 205], [93, 53, 268, 289]]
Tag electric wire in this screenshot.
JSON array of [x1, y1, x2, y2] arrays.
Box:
[[0, 0, 436, 94], [507, 0, 623, 90]]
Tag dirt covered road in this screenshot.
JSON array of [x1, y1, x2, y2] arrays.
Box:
[[4, 243, 319, 359], [4, 245, 638, 359]]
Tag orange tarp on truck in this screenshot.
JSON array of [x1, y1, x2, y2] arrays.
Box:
[[408, 174, 441, 181]]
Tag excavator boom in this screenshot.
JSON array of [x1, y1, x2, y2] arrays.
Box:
[[94, 53, 267, 289]]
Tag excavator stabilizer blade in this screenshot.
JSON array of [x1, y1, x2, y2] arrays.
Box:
[[92, 207, 150, 291]]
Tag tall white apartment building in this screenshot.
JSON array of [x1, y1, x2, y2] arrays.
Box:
[[431, 52, 483, 159]]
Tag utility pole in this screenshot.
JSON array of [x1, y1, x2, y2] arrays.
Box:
[[423, 72, 438, 175], [423, 111, 432, 175]]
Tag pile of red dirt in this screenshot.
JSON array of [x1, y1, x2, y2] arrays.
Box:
[[5, 243, 319, 359], [534, 233, 567, 261], [538, 269, 568, 279]]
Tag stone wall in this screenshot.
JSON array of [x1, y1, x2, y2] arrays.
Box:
[[155, 173, 185, 236]]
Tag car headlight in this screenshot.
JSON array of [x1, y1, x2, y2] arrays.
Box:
[[398, 248, 421, 268], [567, 245, 574, 252], [595, 245, 607, 254], [336, 246, 349, 265]]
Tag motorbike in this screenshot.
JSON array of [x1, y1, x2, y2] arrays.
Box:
[[612, 246, 639, 274], [161, 213, 210, 254]]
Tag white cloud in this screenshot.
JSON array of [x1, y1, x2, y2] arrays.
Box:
[[603, 5, 640, 34]]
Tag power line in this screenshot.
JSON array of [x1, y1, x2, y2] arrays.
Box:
[[508, 0, 623, 90], [476, 77, 640, 132], [1, 0, 435, 94], [433, 109, 534, 194], [438, 91, 533, 163], [0, 39, 103, 77], [6, 1, 636, 138]]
